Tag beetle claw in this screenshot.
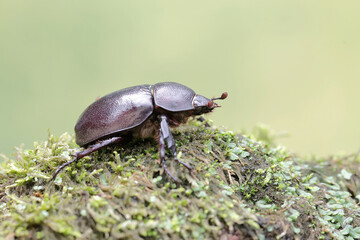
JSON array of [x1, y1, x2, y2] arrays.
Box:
[[161, 159, 180, 183], [174, 157, 192, 171]]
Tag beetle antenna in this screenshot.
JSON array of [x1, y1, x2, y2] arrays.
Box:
[[211, 92, 228, 101], [210, 92, 228, 107]]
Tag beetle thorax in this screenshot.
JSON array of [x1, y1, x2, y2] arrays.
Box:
[[163, 111, 194, 127]]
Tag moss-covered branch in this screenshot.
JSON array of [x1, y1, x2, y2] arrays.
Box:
[[0, 122, 359, 239]]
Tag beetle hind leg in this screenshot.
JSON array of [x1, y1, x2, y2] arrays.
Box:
[[52, 136, 123, 180]]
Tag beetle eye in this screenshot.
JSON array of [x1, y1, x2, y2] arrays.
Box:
[[208, 100, 214, 108]]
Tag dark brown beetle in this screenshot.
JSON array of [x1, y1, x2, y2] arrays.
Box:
[[53, 82, 227, 182]]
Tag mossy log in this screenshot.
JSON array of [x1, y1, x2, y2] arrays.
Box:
[[0, 122, 359, 239]]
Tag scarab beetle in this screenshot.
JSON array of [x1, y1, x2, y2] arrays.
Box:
[[52, 82, 227, 182]]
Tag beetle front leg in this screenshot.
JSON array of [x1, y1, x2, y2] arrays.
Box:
[[159, 115, 192, 171], [197, 116, 210, 127]]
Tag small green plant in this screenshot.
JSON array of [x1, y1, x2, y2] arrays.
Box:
[[0, 123, 359, 239]]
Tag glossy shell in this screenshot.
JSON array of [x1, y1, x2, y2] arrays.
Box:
[[153, 82, 196, 112], [75, 85, 153, 146]]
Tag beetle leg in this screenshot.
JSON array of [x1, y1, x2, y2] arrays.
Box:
[[160, 115, 192, 171], [52, 136, 123, 180], [197, 116, 210, 127], [159, 126, 179, 183]]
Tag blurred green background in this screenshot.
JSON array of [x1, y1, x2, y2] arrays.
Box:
[[1, 1, 360, 157]]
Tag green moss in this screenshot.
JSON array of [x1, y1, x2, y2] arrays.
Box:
[[0, 122, 359, 239]]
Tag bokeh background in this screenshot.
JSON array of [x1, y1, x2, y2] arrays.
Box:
[[1, 1, 360, 158]]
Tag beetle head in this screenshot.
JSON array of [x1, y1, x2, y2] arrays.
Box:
[[193, 92, 228, 115]]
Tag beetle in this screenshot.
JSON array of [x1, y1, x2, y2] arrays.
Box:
[[52, 82, 227, 182]]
